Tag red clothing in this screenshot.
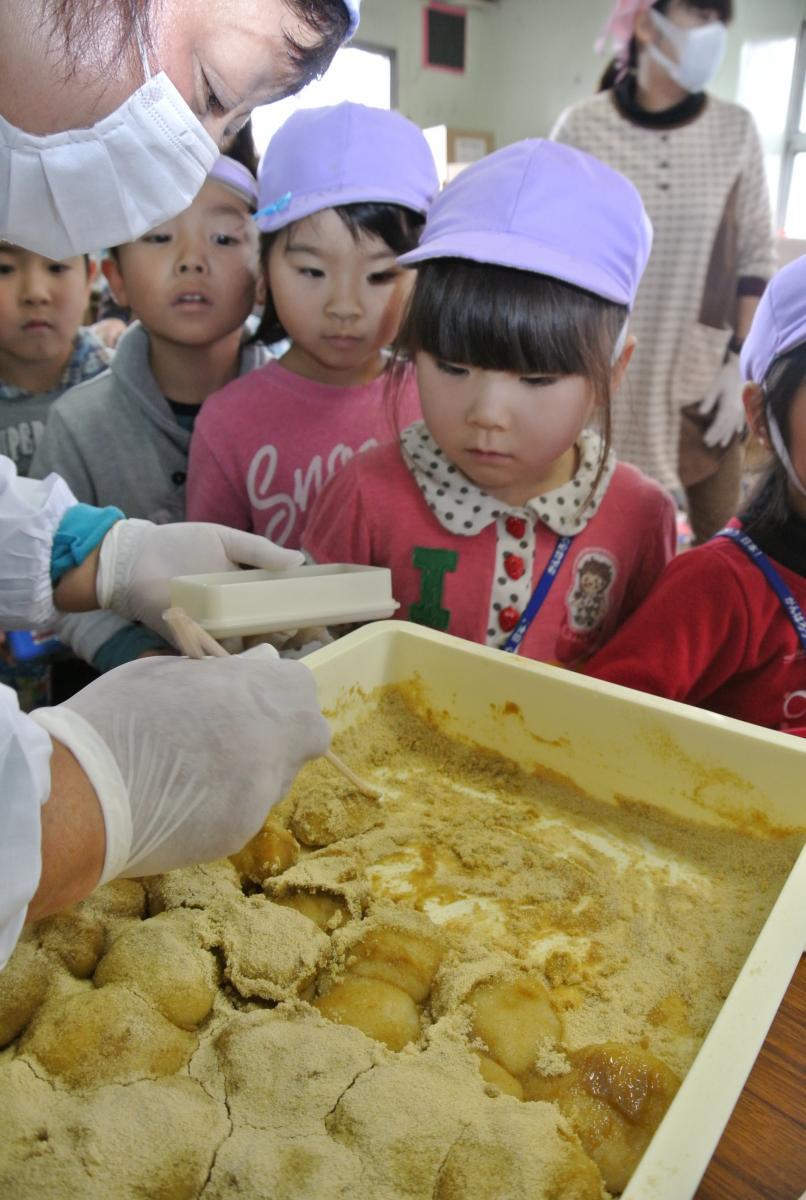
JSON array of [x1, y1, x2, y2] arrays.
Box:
[[186, 360, 420, 549], [586, 531, 806, 734], [303, 441, 676, 665]]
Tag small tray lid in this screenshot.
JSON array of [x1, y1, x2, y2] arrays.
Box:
[[168, 563, 400, 638]]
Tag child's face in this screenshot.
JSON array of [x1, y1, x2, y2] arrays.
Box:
[[105, 179, 258, 348], [580, 570, 606, 596], [745, 378, 806, 520], [268, 208, 413, 386], [0, 245, 93, 386], [416, 353, 597, 507], [780, 379, 806, 520]]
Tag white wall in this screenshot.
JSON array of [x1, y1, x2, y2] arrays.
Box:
[[355, 0, 495, 132], [356, 0, 806, 149]]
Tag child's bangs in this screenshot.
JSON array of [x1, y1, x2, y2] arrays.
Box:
[[336, 203, 425, 256], [399, 259, 624, 377]]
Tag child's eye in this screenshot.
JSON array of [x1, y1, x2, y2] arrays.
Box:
[[435, 359, 469, 377], [368, 269, 400, 285], [48, 262, 71, 274], [213, 234, 239, 247], [203, 73, 227, 116], [298, 267, 325, 278], [142, 233, 172, 244], [0, 263, 15, 276], [520, 375, 556, 388]]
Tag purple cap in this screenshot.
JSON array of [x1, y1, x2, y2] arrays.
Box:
[[398, 140, 653, 309], [255, 103, 439, 232], [343, 0, 361, 37], [208, 155, 258, 211], [741, 256, 806, 384]]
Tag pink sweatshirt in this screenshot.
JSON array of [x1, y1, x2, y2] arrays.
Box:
[[186, 360, 420, 548]]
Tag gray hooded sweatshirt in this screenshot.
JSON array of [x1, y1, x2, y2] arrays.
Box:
[[30, 321, 271, 665]]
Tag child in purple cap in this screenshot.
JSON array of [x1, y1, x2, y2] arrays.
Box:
[[30, 156, 266, 672], [186, 102, 438, 549], [303, 139, 677, 669], [588, 254, 806, 737]]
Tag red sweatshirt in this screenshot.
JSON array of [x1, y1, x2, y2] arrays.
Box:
[[586, 529, 806, 735]]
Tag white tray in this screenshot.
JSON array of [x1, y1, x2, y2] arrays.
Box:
[[305, 622, 806, 1200], [168, 564, 399, 638]]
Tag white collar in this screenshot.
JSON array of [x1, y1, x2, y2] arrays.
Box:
[[400, 422, 615, 537]]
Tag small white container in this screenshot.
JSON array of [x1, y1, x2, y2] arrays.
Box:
[[168, 564, 399, 638]]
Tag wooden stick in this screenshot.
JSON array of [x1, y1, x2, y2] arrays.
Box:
[[163, 607, 229, 659], [162, 607, 382, 801], [324, 749, 383, 800]]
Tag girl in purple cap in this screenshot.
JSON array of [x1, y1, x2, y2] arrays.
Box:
[[186, 102, 438, 549], [588, 255, 806, 737], [303, 139, 677, 669]]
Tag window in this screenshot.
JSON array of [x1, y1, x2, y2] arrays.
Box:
[[736, 35, 797, 231], [249, 44, 395, 162], [780, 22, 806, 237]]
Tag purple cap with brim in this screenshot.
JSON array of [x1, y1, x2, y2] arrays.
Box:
[[741, 255, 806, 384], [343, 0, 361, 37], [208, 155, 258, 211], [398, 139, 653, 309], [255, 102, 439, 233]]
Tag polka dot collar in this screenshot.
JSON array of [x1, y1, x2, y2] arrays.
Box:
[[400, 421, 615, 536]]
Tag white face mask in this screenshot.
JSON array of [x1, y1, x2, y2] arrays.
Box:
[[767, 403, 806, 500], [647, 9, 727, 95], [0, 21, 218, 259]]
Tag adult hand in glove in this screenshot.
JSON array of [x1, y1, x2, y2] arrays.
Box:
[[96, 519, 302, 644], [31, 646, 330, 883], [697, 352, 745, 449]]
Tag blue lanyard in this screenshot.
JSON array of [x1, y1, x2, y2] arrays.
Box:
[[503, 535, 574, 653], [716, 527, 806, 654]]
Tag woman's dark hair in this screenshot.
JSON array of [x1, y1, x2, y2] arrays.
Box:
[[224, 121, 259, 176], [50, 0, 349, 91], [599, 0, 734, 91], [282, 0, 351, 92], [253, 202, 426, 346], [390, 258, 628, 506], [740, 343, 806, 542]]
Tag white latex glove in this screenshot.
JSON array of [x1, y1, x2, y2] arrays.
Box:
[[697, 352, 745, 449], [96, 519, 303, 643], [31, 646, 330, 880]]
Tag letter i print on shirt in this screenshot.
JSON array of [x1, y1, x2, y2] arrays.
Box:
[[409, 547, 458, 631]]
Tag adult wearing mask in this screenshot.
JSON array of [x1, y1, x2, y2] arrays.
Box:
[[1, 0, 359, 259], [0, 0, 360, 965], [552, 0, 774, 543]]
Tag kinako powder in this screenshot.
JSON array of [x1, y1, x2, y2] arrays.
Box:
[[0, 683, 800, 1199]]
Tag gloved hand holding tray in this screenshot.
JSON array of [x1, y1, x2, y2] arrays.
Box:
[[168, 563, 399, 639]]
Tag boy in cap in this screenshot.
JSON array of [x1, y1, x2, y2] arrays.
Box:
[[31, 156, 267, 670]]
